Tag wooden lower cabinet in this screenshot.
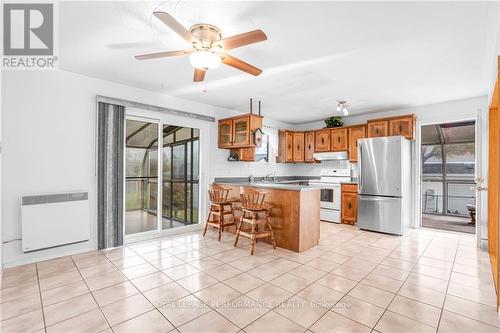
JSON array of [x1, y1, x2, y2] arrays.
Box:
[[341, 184, 358, 225]]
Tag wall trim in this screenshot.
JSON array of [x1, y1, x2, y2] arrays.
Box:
[[96, 95, 216, 123]]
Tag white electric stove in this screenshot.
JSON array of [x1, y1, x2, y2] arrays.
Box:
[[309, 168, 352, 223]]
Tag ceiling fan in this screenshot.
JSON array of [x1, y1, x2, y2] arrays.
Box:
[[135, 11, 267, 82]]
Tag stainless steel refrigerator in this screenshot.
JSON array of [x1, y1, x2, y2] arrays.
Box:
[[357, 136, 412, 235]]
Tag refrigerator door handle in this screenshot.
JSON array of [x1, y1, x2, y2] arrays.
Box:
[[358, 196, 392, 201], [358, 144, 362, 193]]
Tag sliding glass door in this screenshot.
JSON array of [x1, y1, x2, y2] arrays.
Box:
[[162, 126, 199, 229], [124, 117, 200, 237]]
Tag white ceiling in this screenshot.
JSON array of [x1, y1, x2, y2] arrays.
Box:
[[60, 1, 499, 124]]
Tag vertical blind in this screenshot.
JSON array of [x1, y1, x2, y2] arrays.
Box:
[[97, 102, 125, 249]]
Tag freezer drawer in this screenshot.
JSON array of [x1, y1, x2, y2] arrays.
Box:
[[357, 195, 404, 235]]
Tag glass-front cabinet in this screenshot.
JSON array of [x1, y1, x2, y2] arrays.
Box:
[[218, 119, 233, 148], [217, 114, 263, 149], [232, 116, 251, 147]]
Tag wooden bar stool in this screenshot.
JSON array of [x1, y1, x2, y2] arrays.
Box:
[[234, 187, 277, 255], [203, 184, 236, 241]]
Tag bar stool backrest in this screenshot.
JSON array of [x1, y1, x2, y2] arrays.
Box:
[[240, 187, 268, 210], [208, 184, 230, 204]]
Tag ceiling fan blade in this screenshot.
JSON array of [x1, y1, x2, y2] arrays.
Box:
[[153, 11, 198, 44], [193, 68, 206, 82], [221, 53, 262, 76], [220, 29, 267, 50], [135, 49, 192, 60]]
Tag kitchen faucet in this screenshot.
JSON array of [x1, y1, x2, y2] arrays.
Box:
[[264, 171, 277, 182]]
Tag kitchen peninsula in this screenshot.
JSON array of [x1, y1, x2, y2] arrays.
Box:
[[213, 180, 320, 253]]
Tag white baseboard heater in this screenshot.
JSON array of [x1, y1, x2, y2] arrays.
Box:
[[21, 192, 90, 252]]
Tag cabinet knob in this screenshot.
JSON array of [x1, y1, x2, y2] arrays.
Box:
[[337, 136, 340, 143], [348, 202, 352, 209], [321, 138, 324, 144], [399, 125, 403, 132]]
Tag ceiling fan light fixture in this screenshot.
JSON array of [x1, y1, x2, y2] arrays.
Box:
[[189, 50, 221, 70], [343, 107, 349, 116]]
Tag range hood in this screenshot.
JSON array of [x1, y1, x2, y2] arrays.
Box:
[[313, 151, 348, 161]]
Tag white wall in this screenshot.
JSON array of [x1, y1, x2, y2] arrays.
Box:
[[0, 69, 295, 267], [293, 96, 487, 130]]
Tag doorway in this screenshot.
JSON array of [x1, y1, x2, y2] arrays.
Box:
[[124, 117, 200, 238], [420, 121, 476, 233]]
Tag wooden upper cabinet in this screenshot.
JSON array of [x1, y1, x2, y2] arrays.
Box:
[[275, 114, 416, 164], [367, 120, 389, 138], [232, 116, 251, 147], [293, 132, 305, 162], [304, 131, 315, 162], [389, 115, 415, 140], [218, 119, 233, 148], [218, 114, 263, 150], [348, 125, 366, 162], [315, 129, 331, 152], [278, 130, 293, 163], [331, 128, 348, 151]]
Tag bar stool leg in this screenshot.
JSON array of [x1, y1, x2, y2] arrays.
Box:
[[218, 205, 223, 242], [220, 205, 225, 233], [203, 205, 212, 237], [234, 211, 244, 247], [229, 204, 235, 226], [266, 211, 277, 249], [250, 213, 257, 255]]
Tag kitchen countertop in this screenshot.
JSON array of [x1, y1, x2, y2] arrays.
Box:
[[340, 178, 358, 185], [214, 176, 358, 190], [213, 181, 316, 191]]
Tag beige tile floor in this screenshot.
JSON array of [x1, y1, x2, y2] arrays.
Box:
[[1, 222, 498, 333]]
